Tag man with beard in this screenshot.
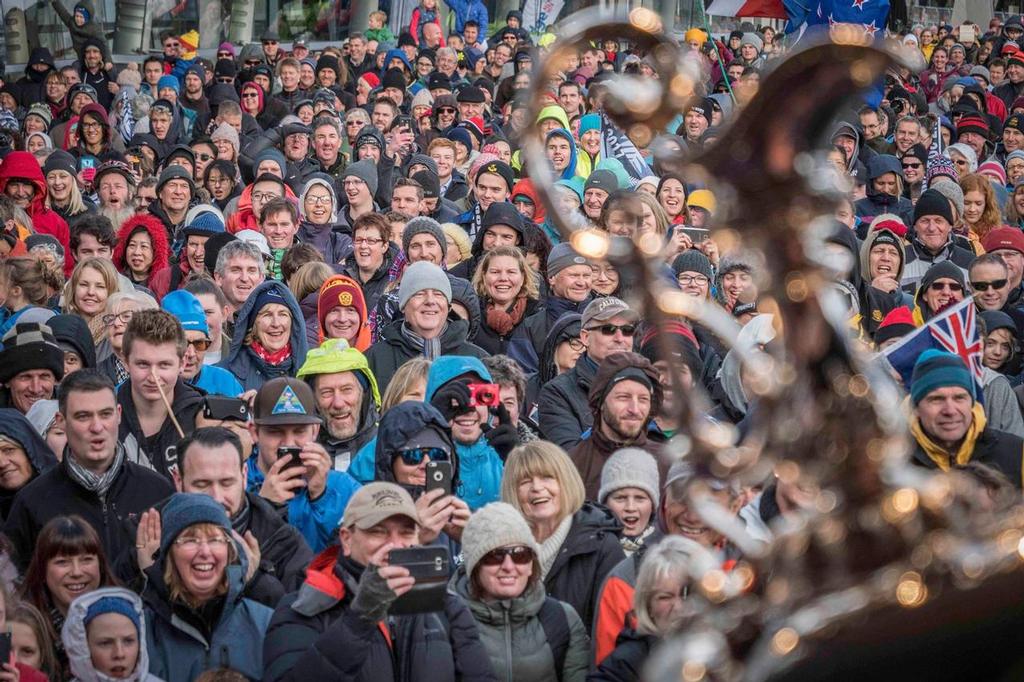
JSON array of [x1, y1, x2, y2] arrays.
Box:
[[180, 64, 209, 119], [297, 339, 380, 472], [95, 161, 137, 231], [680, 97, 713, 147], [77, 37, 118, 111], [569, 352, 662, 501]]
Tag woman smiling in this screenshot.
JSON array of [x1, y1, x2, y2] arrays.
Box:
[[472, 246, 540, 355]]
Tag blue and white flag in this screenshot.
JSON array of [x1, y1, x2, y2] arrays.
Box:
[[598, 112, 655, 186], [786, 0, 890, 40]]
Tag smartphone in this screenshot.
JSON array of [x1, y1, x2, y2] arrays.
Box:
[[203, 396, 250, 422], [277, 446, 305, 472], [0, 632, 11, 665], [387, 546, 450, 614], [681, 227, 710, 243], [425, 461, 452, 496]]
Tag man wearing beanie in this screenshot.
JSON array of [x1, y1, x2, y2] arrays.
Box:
[[365, 261, 487, 387], [449, 201, 525, 279], [150, 164, 195, 238], [908, 349, 1024, 488], [901, 187, 974, 291], [570, 351, 663, 500], [161, 291, 243, 397], [452, 501, 589, 679], [262, 481, 494, 680], [912, 260, 967, 324], [456, 160, 514, 239], [341, 159, 380, 227], [874, 306, 916, 350], [0, 322, 65, 414]]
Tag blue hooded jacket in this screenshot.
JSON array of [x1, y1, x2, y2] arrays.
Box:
[[0, 409, 57, 518], [373, 402, 459, 488], [217, 281, 309, 391], [546, 128, 579, 181]]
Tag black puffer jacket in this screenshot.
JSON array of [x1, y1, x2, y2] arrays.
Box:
[[544, 503, 624, 635], [538, 355, 598, 450], [589, 628, 658, 681], [261, 547, 497, 682], [365, 317, 489, 388]]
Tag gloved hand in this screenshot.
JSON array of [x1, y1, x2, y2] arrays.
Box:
[[430, 381, 473, 421], [351, 563, 401, 623], [483, 403, 518, 460]]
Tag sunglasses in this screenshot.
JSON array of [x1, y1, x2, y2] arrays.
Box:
[[195, 152, 213, 162], [217, 77, 234, 84], [971, 278, 1008, 291], [187, 338, 211, 351], [902, 162, 922, 169], [396, 447, 450, 466], [929, 281, 964, 292], [479, 546, 535, 567], [217, 51, 232, 59], [587, 323, 637, 336], [438, 107, 456, 114]]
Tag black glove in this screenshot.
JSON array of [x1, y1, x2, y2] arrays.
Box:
[[430, 381, 473, 422], [351, 563, 400, 623], [483, 404, 518, 460]]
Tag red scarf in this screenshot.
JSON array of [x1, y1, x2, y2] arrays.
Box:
[[249, 340, 292, 365], [486, 296, 528, 336]]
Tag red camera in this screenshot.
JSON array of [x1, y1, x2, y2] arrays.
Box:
[[468, 382, 501, 408]]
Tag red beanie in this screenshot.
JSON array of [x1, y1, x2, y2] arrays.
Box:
[[360, 72, 381, 89], [317, 275, 369, 349]]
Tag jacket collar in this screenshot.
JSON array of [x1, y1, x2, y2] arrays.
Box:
[[911, 402, 987, 470]]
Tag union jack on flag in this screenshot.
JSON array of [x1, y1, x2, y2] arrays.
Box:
[[884, 298, 985, 402]]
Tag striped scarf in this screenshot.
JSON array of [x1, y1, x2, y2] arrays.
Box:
[[66, 444, 126, 498]]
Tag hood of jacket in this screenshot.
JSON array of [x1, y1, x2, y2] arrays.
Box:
[[831, 121, 862, 172], [864, 154, 904, 203], [567, 502, 623, 541], [546, 128, 578, 180], [62, 587, 155, 682], [586, 352, 663, 425], [298, 173, 338, 222], [452, 569, 546, 625], [225, 279, 308, 368], [0, 409, 57, 476], [47, 313, 97, 368], [112, 213, 171, 284], [0, 151, 48, 214], [382, 49, 413, 74], [449, 275, 482, 339], [510, 178, 546, 224], [540, 312, 582, 385], [824, 220, 864, 291], [425, 354, 492, 401], [858, 224, 905, 283], [373, 402, 457, 489]]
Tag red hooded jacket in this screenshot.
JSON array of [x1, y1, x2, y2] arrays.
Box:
[[113, 213, 171, 293], [0, 151, 72, 275], [511, 178, 546, 225]]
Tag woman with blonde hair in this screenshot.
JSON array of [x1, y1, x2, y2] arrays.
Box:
[[62, 257, 121, 344], [960, 173, 1002, 250], [500, 442, 624, 633], [95, 290, 158, 384], [472, 246, 541, 356]]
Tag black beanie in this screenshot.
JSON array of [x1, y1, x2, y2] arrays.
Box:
[[913, 188, 954, 226], [382, 67, 407, 91], [215, 58, 237, 79]]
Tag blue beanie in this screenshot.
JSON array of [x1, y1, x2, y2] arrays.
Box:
[[85, 596, 140, 632], [162, 290, 210, 337], [159, 493, 232, 557], [254, 148, 288, 176], [252, 286, 290, 319], [157, 75, 180, 94], [910, 349, 976, 405], [182, 210, 225, 237], [446, 127, 472, 151], [579, 113, 601, 135]]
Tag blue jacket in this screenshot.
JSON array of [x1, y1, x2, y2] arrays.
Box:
[[246, 452, 362, 552], [443, 0, 488, 34], [546, 128, 579, 180], [192, 364, 244, 397], [425, 356, 503, 511], [217, 281, 309, 391], [144, 543, 272, 680]]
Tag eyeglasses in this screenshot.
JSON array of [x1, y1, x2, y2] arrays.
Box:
[[80, 121, 102, 130], [928, 281, 964, 292], [971, 278, 1008, 291], [567, 338, 585, 352], [902, 162, 923, 169], [479, 546, 535, 566], [354, 237, 384, 246], [217, 77, 234, 84], [305, 195, 332, 205], [396, 447, 450, 466], [586, 323, 637, 336], [262, 40, 278, 45], [187, 338, 211, 351], [251, 191, 281, 202], [102, 311, 134, 325], [195, 152, 213, 162], [677, 274, 710, 286], [242, 92, 259, 98], [174, 535, 229, 550]]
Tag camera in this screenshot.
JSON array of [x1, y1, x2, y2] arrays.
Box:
[[468, 382, 501, 408]]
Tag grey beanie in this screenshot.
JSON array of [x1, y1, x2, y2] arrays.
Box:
[[398, 261, 452, 310], [343, 158, 379, 197], [402, 216, 446, 255], [157, 164, 196, 195], [929, 178, 964, 219], [671, 249, 714, 279], [546, 242, 589, 279], [740, 32, 764, 52], [461, 502, 540, 579], [598, 448, 661, 506]]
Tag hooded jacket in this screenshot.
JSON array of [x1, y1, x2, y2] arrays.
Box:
[[373, 401, 458, 494], [366, 317, 488, 389], [117, 378, 205, 482], [510, 178, 547, 225], [827, 222, 900, 338], [218, 280, 309, 391], [0, 409, 58, 519], [261, 546, 496, 682], [15, 49, 55, 108], [451, 572, 589, 682], [48, 314, 97, 368], [569, 353, 664, 501], [296, 174, 353, 264], [546, 128, 579, 181], [113, 214, 171, 292], [524, 313, 582, 421], [590, 628, 658, 682], [830, 121, 873, 180], [142, 530, 272, 680], [0, 151, 72, 275], [510, 295, 592, 376], [853, 155, 914, 226], [538, 354, 599, 450], [422, 356, 504, 510], [62, 588, 165, 682], [224, 182, 299, 234]]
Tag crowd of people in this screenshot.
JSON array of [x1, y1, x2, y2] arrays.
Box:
[[0, 2, 1020, 680]]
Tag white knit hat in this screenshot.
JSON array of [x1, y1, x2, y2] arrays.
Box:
[[461, 502, 540, 578], [598, 448, 661, 507]]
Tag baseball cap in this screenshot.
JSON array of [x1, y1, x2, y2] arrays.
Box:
[[581, 296, 639, 328], [981, 226, 1024, 255], [342, 482, 420, 529], [253, 377, 320, 425], [235, 229, 272, 257]]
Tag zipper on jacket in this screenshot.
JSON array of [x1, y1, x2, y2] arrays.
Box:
[[503, 609, 512, 682]]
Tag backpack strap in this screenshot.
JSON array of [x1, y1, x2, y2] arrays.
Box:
[[537, 597, 571, 682]]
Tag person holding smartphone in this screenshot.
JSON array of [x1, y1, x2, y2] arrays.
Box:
[[261, 482, 494, 682]]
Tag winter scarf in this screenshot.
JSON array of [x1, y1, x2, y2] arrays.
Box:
[[537, 514, 573, 578], [66, 444, 125, 498], [249, 340, 292, 366], [485, 296, 528, 336], [400, 321, 444, 360]]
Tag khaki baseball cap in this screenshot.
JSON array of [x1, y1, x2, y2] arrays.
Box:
[[581, 296, 640, 329], [343, 482, 420, 529], [253, 377, 321, 425]]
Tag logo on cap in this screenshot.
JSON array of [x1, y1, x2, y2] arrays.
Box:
[[339, 292, 353, 306], [486, 163, 498, 173], [272, 385, 307, 415], [372, 488, 406, 509], [571, 256, 586, 264]]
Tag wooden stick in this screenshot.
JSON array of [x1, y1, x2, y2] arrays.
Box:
[[151, 369, 185, 439]]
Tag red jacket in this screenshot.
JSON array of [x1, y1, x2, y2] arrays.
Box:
[[0, 151, 72, 275], [112, 213, 171, 293]]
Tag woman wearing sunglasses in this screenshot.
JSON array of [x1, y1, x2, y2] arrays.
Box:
[[912, 261, 967, 325], [454, 502, 589, 682]]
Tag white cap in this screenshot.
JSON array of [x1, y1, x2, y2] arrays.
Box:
[[235, 229, 271, 257]]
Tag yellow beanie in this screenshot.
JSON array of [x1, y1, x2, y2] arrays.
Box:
[[687, 189, 716, 214], [685, 28, 707, 45], [179, 31, 199, 59]]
